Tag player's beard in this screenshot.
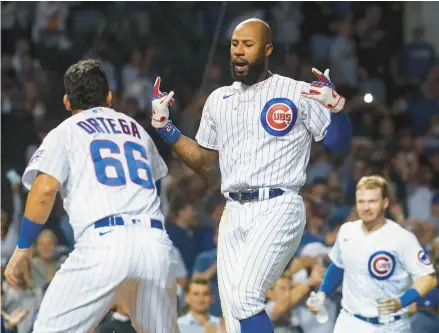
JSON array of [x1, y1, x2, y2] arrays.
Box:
[[230, 57, 265, 86]]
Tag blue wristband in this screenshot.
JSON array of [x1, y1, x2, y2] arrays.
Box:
[[17, 216, 44, 249], [319, 262, 344, 296], [399, 288, 421, 308], [156, 121, 181, 145]]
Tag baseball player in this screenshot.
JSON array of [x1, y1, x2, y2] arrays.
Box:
[[4, 60, 179, 333], [306, 175, 438, 333], [152, 19, 353, 333]]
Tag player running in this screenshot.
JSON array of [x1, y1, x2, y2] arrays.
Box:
[[307, 175, 437, 333], [4, 60, 179, 333], [151, 18, 352, 333]]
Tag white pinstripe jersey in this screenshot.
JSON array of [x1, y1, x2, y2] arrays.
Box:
[[329, 219, 435, 317], [22, 107, 167, 239], [195, 74, 331, 193]]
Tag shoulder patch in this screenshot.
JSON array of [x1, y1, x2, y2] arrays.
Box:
[[417, 250, 432, 265], [28, 149, 45, 166]]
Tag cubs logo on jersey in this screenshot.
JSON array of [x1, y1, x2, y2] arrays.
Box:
[[418, 250, 431, 265], [28, 149, 45, 166], [368, 251, 396, 280], [260, 98, 298, 137]]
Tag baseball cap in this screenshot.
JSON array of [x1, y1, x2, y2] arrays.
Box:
[[301, 242, 331, 257], [416, 287, 439, 308]]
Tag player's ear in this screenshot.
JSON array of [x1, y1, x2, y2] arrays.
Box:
[[383, 198, 389, 210], [63, 95, 72, 112], [106, 91, 112, 107], [265, 44, 273, 57]]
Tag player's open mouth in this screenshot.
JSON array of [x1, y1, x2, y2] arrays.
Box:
[[234, 62, 248, 72]]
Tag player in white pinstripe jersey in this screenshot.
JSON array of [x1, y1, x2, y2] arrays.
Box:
[[4, 60, 179, 333], [152, 19, 353, 333]]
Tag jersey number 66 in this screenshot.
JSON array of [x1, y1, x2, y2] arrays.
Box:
[[90, 139, 154, 189]]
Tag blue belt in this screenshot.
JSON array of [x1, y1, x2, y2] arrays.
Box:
[[228, 188, 285, 203], [353, 313, 403, 325], [94, 216, 163, 230]]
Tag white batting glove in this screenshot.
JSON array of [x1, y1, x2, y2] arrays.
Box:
[[306, 291, 326, 315], [151, 76, 175, 129], [301, 68, 346, 113]]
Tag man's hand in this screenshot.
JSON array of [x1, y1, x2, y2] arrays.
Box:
[[307, 264, 325, 288], [4, 247, 33, 291], [378, 298, 402, 314], [301, 68, 346, 113], [306, 291, 326, 315], [151, 76, 175, 129], [3, 307, 29, 328]]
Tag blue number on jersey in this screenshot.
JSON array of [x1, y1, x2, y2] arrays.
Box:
[[90, 140, 154, 189]]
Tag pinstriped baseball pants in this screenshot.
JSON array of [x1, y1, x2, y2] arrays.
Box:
[[32, 224, 179, 333], [217, 191, 306, 333]]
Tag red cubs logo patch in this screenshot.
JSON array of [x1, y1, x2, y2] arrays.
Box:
[[368, 251, 396, 280], [260, 98, 297, 136]]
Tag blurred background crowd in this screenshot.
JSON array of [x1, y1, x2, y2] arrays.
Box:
[[1, 1, 439, 333]]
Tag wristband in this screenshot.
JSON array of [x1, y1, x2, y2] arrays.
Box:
[[399, 288, 421, 308], [17, 216, 44, 249], [156, 121, 181, 145]]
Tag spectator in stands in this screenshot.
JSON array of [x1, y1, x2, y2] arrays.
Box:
[[193, 225, 221, 317], [32, 2, 71, 49], [329, 20, 358, 88], [1, 176, 22, 267], [410, 287, 439, 332], [122, 49, 144, 92], [178, 279, 221, 333], [31, 230, 59, 289], [265, 265, 323, 333], [397, 27, 436, 85], [167, 197, 200, 275]]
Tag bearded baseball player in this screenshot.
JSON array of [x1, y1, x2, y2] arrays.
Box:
[[307, 176, 437, 333], [152, 18, 352, 333], [4, 60, 179, 333]]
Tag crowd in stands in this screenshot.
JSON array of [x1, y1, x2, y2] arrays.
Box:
[[2, 2, 438, 332]]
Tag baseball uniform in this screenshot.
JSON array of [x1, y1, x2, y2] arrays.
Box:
[[22, 107, 178, 333], [195, 74, 332, 332], [329, 219, 435, 333]]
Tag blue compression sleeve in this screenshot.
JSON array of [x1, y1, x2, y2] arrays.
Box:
[[17, 216, 44, 249], [399, 288, 421, 308], [319, 262, 344, 296], [156, 121, 181, 145], [323, 111, 352, 155]]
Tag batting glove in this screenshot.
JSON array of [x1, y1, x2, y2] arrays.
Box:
[[301, 68, 346, 113], [151, 76, 175, 129]]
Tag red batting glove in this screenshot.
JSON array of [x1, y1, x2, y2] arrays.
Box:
[[151, 76, 176, 129], [301, 68, 346, 113]]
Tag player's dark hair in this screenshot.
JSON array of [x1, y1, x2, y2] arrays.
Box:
[[63, 59, 109, 110], [185, 278, 211, 293]]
